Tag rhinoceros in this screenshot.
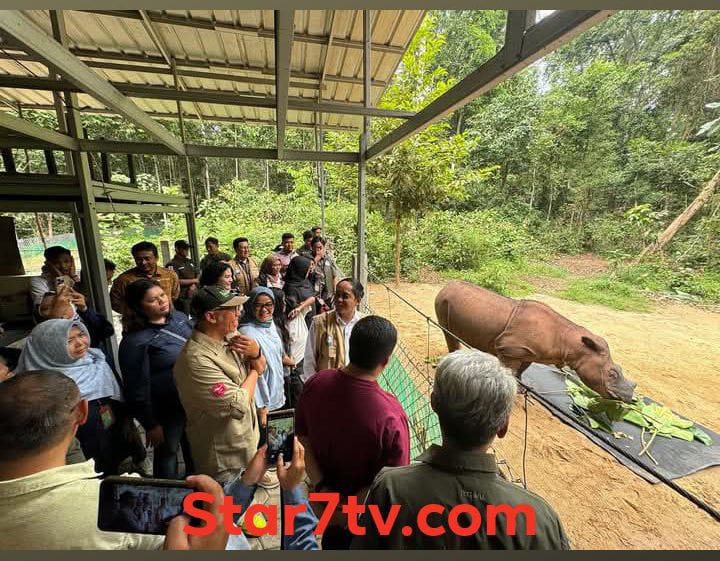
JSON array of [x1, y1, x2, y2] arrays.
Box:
[[434, 281, 636, 402]]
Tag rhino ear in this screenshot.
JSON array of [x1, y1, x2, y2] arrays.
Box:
[[581, 336, 600, 352]]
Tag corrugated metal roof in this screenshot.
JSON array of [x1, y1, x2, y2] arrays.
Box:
[[0, 9, 425, 132]]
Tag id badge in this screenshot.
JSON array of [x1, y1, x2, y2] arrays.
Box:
[[326, 335, 336, 359], [99, 404, 115, 429]]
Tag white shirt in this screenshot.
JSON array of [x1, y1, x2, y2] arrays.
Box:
[[29, 275, 52, 306], [303, 310, 362, 382]]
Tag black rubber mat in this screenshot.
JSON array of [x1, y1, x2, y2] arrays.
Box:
[[521, 364, 720, 484]]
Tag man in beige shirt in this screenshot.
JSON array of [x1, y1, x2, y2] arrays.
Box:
[[110, 241, 180, 322], [0, 371, 227, 550], [173, 286, 265, 483]]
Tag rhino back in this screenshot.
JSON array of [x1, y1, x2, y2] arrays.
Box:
[[435, 281, 515, 353], [505, 299, 587, 363]]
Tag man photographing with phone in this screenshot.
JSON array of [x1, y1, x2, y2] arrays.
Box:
[[0, 371, 318, 550], [0, 370, 221, 549]]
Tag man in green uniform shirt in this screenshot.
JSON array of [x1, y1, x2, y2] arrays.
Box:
[[352, 349, 570, 550]]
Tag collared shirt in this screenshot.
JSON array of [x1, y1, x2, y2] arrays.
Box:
[[303, 310, 362, 381], [351, 444, 570, 550], [165, 255, 199, 298], [0, 460, 162, 550], [173, 329, 259, 480], [110, 266, 180, 317], [199, 252, 232, 272]]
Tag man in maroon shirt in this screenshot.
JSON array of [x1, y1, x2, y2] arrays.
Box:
[[295, 315, 410, 549]]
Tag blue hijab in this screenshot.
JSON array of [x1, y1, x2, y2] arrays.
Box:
[[239, 286, 275, 328], [16, 319, 122, 402], [238, 287, 285, 410]]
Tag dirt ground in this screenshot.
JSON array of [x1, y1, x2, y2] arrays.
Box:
[[368, 282, 720, 549]]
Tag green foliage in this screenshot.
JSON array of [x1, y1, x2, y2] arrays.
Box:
[[558, 277, 653, 312], [441, 263, 532, 297]]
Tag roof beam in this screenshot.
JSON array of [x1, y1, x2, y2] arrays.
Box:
[[366, 10, 614, 160], [0, 75, 413, 119], [81, 60, 322, 90], [0, 134, 359, 162], [1, 106, 358, 132], [0, 49, 387, 88], [275, 11, 294, 159], [0, 109, 78, 151], [0, 10, 186, 155], [84, 10, 405, 55]]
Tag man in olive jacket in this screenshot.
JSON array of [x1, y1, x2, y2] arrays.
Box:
[[352, 350, 570, 550]]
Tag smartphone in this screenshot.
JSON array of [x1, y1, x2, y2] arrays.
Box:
[[98, 476, 196, 535], [265, 408, 294, 464]]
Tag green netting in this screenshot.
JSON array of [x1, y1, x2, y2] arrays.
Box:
[[378, 353, 442, 459]]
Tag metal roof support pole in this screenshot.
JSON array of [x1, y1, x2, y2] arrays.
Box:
[[316, 117, 325, 232], [356, 9, 371, 304], [50, 10, 116, 359], [173, 64, 200, 263], [274, 11, 294, 160]]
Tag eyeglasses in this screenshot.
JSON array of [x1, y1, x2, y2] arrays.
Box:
[[254, 302, 274, 311], [212, 305, 242, 315]]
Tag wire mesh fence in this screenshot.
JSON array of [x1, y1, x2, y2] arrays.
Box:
[[363, 271, 525, 484]]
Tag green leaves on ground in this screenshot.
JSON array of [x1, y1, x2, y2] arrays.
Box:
[[565, 378, 712, 462]]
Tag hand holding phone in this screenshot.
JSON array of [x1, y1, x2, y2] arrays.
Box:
[[163, 475, 228, 551], [265, 409, 294, 465], [277, 437, 305, 491], [98, 476, 198, 536]]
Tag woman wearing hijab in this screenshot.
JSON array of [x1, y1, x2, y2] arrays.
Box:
[[256, 254, 284, 290], [238, 287, 288, 427], [16, 319, 127, 474], [283, 256, 316, 328]]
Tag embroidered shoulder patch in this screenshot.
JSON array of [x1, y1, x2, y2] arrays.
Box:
[[211, 382, 226, 397]]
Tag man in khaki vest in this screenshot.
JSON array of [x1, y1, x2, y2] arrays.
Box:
[[228, 237, 259, 296], [303, 278, 364, 381]]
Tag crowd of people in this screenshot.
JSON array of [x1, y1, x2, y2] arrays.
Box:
[[0, 226, 568, 550]]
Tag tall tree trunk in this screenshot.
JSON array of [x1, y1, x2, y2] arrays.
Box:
[[638, 168, 720, 260], [528, 167, 536, 209], [234, 125, 239, 180], [546, 186, 554, 220], [204, 158, 211, 199], [394, 212, 402, 287], [154, 157, 169, 228], [153, 156, 162, 191], [34, 213, 47, 249], [47, 213, 53, 238]]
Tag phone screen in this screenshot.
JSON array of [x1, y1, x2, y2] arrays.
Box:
[[266, 409, 294, 464], [98, 477, 194, 535]]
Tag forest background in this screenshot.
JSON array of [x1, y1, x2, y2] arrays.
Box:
[[5, 10, 720, 310]]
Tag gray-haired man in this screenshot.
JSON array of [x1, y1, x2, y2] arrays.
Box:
[[352, 350, 569, 550]]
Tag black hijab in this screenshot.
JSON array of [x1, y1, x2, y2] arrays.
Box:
[[283, 256, 315, 323]]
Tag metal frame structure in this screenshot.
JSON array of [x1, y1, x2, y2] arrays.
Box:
[[0, 8, 613, 333]]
